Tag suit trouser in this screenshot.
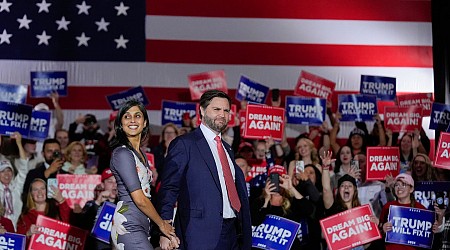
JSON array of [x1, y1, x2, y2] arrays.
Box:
[[215, 218, 239, 250]]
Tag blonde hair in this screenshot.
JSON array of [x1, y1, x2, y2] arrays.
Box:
[[295, 138, 320, 164], [411, 153, 437, 181], [0, 203, 4, 217], [64, 141, 87, 163]]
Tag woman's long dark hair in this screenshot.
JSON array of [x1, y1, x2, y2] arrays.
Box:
[[109, 100, 150, 150]]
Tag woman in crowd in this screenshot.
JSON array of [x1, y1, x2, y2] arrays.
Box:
[[17, 178, 70, 238], [62, 141, 96, 174], [251, 166, 314, 249], [288, 138, 321, 186], [380, 173, 444, 250], [410, 153, 437, 182], [294, 163, 325, 249], [322, 150, 360, 216], [109, 99, 176, 249], [152, 123, 179, 175], [0, 132, 28, 229], [332, 145, 360, 189], [0, 203, 15, 233]]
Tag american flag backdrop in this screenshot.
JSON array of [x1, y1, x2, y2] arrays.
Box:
[[0, 0, 433, 139]]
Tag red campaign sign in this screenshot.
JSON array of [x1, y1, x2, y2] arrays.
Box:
[[145, 153, 155, 170], [246, 159, 267, 181], [57, 174, 102, 209], [239, 110, 246, 137], [397, 93, 433, 116], [384, 106, 423, 132], [244, 104, 285, 141], [29, 215, 88, 250], [434, 132, 450, 170], [195, 103, 236, 128], [320, 205, 381, 250], [366, 147, 400, 181], [188, 70, 228, 100], [294, 71, 336, 101], [377, 100, 396, 116]]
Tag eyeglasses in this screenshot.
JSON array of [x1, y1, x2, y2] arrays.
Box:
[[394, 183, 410, 188]]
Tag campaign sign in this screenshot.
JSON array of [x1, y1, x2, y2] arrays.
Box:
[[91, 201, 116, 244], [366, 147, 400, 181], [30, 71, 67, 98], [0, 232, 26, 250], [360, 75, 396, 101], [320, 205, 380, 250], [434, 132, 450, 170], [244, 105, 285, 141], [0, 101, 32, 136], [29, 215, 87, 250], [247, 159, 267, 180], [239, 109, 246, 137], [285, 96, 326, 125], [0, 83, 28, 104], [252, 215, 300, 250], [106, 86, 149, 111], [57, 174, 102, 209], [414, 181, 450, 209], [397, 93, 433, 117], [384, 106, 423, 132], [161, 100, 196, 127], [235, 75, 269, 104], [338, 94, 377, 122], [145, 152, 155, 170], [386, 206, 434, 248], [294, 71, 335, 101], [188, 70, 227, 100], [28, 110, 51, 141], [429, 102, 450, 130]]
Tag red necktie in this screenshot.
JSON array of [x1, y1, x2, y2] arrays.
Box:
[[215, 136, 241, 212]]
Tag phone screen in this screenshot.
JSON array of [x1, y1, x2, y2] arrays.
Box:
[[47, 178, 58, 198]]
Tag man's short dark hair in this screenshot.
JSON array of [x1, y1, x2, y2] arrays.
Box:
[[199, 90, 232, 119], [42, 138, 61, 152]]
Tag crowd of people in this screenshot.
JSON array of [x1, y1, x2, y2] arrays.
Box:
[[0, 90, 449, 250]]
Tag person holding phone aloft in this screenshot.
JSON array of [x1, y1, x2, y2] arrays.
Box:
[[250, 166, 314, 249]]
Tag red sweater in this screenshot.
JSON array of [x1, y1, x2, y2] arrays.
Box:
[[16, 201, 71, 236], [0, 216, 15, 233]]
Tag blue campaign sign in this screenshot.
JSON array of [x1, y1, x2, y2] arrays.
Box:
[[386, 206, 434, 249], [0, 101, 32, 136], [161, 100, 197, 126], [106, 86, 149, 111], [0, 83, 28, 104], [414, 181, 450, 209], [28, 110, 51, 141], [252, 215, 301, 250], [285, 96, 326, 125], [338, 94, 377, 122], [30, 71, 67, 98], [0, 232, 26, 250], [429, 102, 450, 130], [235, 75, 269, 104], [91, 201, 116, 244], [360, 75, 396, 101]]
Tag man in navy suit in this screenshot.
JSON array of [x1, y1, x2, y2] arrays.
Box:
[[158, 90, 252, 250]]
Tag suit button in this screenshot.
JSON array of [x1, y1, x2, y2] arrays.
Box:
[[220, 212, 223, 216]]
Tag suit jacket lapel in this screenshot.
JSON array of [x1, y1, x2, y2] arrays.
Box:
[[194, 129, 222, 192]]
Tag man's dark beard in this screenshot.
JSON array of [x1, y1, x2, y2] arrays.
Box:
[[203, 115, 227, 133]]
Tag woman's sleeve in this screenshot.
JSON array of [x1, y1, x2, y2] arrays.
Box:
[[250, 198, 268, 226], [58, 200, 71, 223], [16, 216, 29, 235], [111, 147, 142, 193]]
